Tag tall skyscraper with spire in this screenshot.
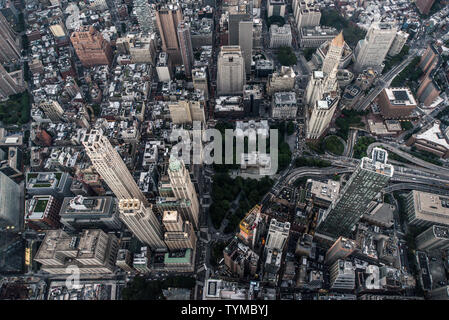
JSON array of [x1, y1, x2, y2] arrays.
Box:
[[305, 32, 343, 140], [82, 129, 148, 205], [322, 32, 344, 76], [317, 148, 394, 238], [82, 129, 166, 249]]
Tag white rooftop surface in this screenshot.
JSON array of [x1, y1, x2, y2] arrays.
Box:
[[416, 123, 449, 150]]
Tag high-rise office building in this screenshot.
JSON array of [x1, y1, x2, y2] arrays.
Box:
[[38, 100, 64, 122], [416, 0, 435, 15], [354, 22, 396, 72], [217, 46, 245, 95], [305, 70, 325, 107], [0, 171, 22, 229], [177, 22, 194, 78], [267, 0, 286, 17], [322, 32, 344, 76], [168, 100, 206, 124], [82, 129, 148, 206], [325, 236, 356, 265], [25, 195, 61, 231], [269, 24, 292, 48], [192, 67, 209, 99], [0, 64, 25, 100], [405, 190, 449, 228], [118, 199, 166, 250], [59, 195, 123, 231], [34, 229, 119, 274], [294, 0, 321, 29], [0, 12, 20, 63], [267, 66, 296, 95], [239, 20, 253, 75], [163, 210, 197, 250], [329, 260, 356, 290], [134, 0, 155, 33], [388, 31, 409, 56], [168, 156, 200, 229], [228, 4, 251, 46], [265, 219, 290, 251], [416, 225, 449, 251], [306, 94, 339, 140], [156, 4, 183, 65], [317, 148, 394, 238], [71, 26, 113, 67]]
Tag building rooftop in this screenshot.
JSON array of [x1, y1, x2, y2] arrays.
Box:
[[411, 190, 449, 225], [361, 148, 394, 177], [384, 87, 417, 107], [416, 122, 449, 150]]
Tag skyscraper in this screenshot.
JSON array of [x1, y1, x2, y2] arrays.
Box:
[[317, 148, 394, 238], [0, 171, 22, 229], [162, 210, 197, 250], [294, 0, 321, 29], [82, 129, 148, 206], [306, 94, 339, 140], [304, 70, 324, 107], [167, 156, 200, 229], [354, 22, 397, 72], [325, 236, 356, 265], [416, 0, 435, 15], [228, 4, 251, 46], [168, 100, 206, 124], [38, 100, 64, 122], [388, 31, 409, 56], [0, 64, 25, 100], [156, 4, 183, 65], [118, 199, 166, 250], [0, 12, 20, 64], [265, 219, 290, 251], [217, 46, 245, 95], [177, 22, 194, 78], [134, 0, 155, 33], [71, 26, 113, 67], [322, 32, 344, 76], [239, 20, 253, 75]]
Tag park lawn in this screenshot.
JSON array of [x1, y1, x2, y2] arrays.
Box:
[[324, 135, 344, 155]]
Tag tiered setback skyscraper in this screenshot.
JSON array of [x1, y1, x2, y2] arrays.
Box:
[[322, 32, 344, 76], [217, 46, 245, 95], [168, 156, 200, 229], [317, 148, 394, 238], [71, 26, 113, 67], [177, 22, 194, 78], [156, 4, 183, 65], [0, 12, 20, 64], [119, 199, 166, 249], [354, 22, 396, 72], [82, 129, 148, 205], [82, 129, 166, 249]]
